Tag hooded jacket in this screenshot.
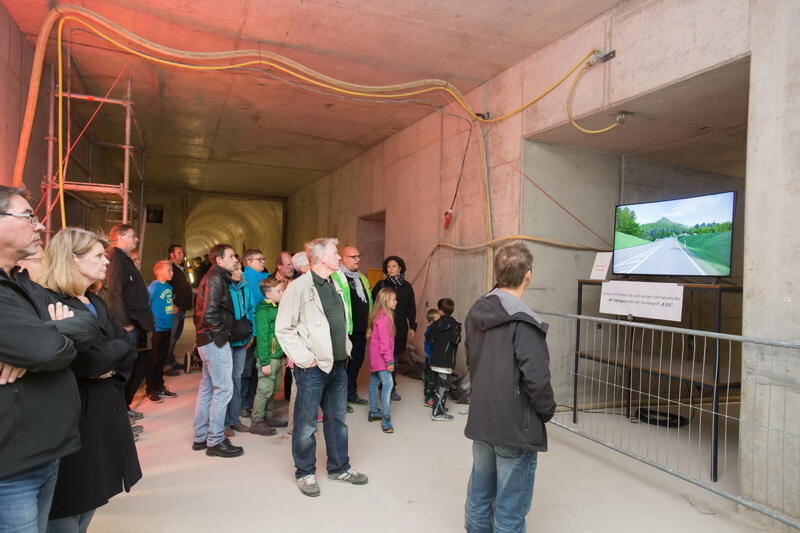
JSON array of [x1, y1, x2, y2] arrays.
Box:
[[464, 288, 556, 452], [428, 314, 462, 369]]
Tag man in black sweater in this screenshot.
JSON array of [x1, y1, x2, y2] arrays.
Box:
[[464, 242, 556, 533], [105, 224, 154, 411], [166, 244, 193, 374], [0, 186, 99, 531]]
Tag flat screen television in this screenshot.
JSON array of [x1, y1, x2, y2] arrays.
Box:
[[612, 191, 735, 277]]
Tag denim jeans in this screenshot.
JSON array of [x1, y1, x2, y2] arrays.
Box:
[[225, 345, 247, 427], [346, 333, 366, 401], [0, 459, 59, 533], [192, 342, 233, 446], [240, 343, 258, 411], [368, 370, 393, 420], [291, 361, 350, 478], [167, 308, 186, 363], [46, 509, 95, 533], [465, 440, 538, 533]]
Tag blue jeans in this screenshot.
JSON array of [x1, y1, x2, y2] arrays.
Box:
[[368, 370, 393, 420], [465, 440, 538, 533], [292, 361, 349, 478], [225, 345, 247, 427], [167, 309, 187, 363], [192, 342, 233, 446], [46, 510, 95, 533], [0, 459, 59, 533]]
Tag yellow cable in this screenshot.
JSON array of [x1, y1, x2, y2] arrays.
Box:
[[566, 64, 621, 135], [57, 18, 66, 228]]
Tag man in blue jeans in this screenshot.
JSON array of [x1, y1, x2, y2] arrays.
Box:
[[0, 186, 99, 532], [191, 244, 244, 458], [276, 237, 368, 497], [463, 242, 556, 533]]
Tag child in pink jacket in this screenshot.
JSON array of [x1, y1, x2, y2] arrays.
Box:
[[367, 288, 397, 433]]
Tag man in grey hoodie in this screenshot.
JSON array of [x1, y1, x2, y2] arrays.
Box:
[[463, 242, 556, 533]]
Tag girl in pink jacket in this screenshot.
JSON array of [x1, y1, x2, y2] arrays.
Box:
[[367, 288, 397, 433]]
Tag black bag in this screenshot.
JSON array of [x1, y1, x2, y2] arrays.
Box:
[[230, 317, 252, 342]]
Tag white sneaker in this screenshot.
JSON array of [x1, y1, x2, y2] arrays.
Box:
[[297, 474, 320, 497], [328, 468, 368, 485]]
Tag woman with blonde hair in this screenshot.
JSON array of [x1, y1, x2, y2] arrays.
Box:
[[366, 287, 398, 433], [38, 227, 141, 533]]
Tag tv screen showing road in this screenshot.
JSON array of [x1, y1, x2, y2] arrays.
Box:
[[613, 191, 735, 276]]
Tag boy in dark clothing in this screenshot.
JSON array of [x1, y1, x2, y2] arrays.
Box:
[[429, 298, 461, 421], [422, 308, 441, 407]]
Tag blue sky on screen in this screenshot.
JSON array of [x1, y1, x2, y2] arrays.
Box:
[[621, 192, 734, 226]]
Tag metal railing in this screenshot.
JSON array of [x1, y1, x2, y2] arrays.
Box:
[[537, 310, 800, 530]]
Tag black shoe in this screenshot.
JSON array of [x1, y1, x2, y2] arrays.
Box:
[[346, 405, 354, 414], [192, 441, 207, 451], [164, 367, 180, 377], [131, 424, 144, 435], [128, 409, 144, 420], [206, 439, 244, 458], [146, 393, 163, 404], [348, 397, 369, 406], [159, 387, 178, 399], [391, 390, 402, 401]]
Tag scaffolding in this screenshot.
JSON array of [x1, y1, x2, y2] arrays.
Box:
[[41, 57, 145, 244]]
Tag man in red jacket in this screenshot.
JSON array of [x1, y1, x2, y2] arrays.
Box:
[[464, 242, 556, 533]]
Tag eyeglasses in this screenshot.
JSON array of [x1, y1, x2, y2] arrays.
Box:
[[0, 212, 40, 226], [345, 255, 362, 259]]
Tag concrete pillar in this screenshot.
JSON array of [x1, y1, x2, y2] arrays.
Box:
[[740, 0, 800, 526]]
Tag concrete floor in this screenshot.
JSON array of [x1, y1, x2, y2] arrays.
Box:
[[89, 330, 772, 533]]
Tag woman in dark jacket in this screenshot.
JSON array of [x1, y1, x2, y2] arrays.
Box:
[[37, 228, 142, 532], [371, 255, 417, 401]]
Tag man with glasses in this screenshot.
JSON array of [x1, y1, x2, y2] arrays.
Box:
[[331, 245, 372, 408], [0, 186, 99, 532]]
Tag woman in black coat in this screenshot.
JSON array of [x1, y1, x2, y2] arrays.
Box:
[[371, 255, 417, 401], [37, 228, 142, 532]]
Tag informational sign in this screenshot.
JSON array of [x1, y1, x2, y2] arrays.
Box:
[[589, 252, 613, 280], [599, 281, 684, 322]]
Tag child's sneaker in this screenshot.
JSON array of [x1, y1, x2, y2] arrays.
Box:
[[381, 419, 394, 433], [367, 411, 382, 422], [424, 399, 433, 408], [432, 413, 454, 422]]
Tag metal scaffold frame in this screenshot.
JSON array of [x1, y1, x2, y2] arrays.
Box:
[[41, 50, 145, 244]]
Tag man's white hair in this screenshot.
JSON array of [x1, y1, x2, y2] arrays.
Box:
[[308, 237, 339, 265]]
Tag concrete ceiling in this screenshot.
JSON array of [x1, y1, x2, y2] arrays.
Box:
[[529, 57, 750, 178], [3, 0, 624, 197]]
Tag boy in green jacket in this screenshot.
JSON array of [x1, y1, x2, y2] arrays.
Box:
[[250, 277, 287, 436]]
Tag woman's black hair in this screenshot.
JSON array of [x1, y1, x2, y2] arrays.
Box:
[[382, 255, 407, 275]]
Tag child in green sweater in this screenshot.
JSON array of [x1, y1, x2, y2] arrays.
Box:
[[249, 277, 288, 436]]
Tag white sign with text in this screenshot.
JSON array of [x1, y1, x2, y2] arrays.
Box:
[[599, 281, 684, 322], [589, 252, 613, 280]]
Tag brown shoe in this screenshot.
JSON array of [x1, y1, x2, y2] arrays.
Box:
[[224, 427, 235, 438], [249, 420, 277, 436], [265, 416, 288, 428], [231, 423, 249, 432]]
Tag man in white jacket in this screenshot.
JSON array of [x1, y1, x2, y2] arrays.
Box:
[[275, 237, 368, 497]]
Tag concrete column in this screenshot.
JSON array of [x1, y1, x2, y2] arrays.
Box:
[[740, 0, 800, 526]]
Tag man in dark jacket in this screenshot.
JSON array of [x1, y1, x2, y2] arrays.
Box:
[[464, 242, 556, 533], [0, 186, 99, 532], [191, 243, 244, 458], [105, 224, 154, 411], [166, 244, 192, 374]]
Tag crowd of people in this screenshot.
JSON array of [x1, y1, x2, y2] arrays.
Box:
[[0, 184, 555, 533]]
